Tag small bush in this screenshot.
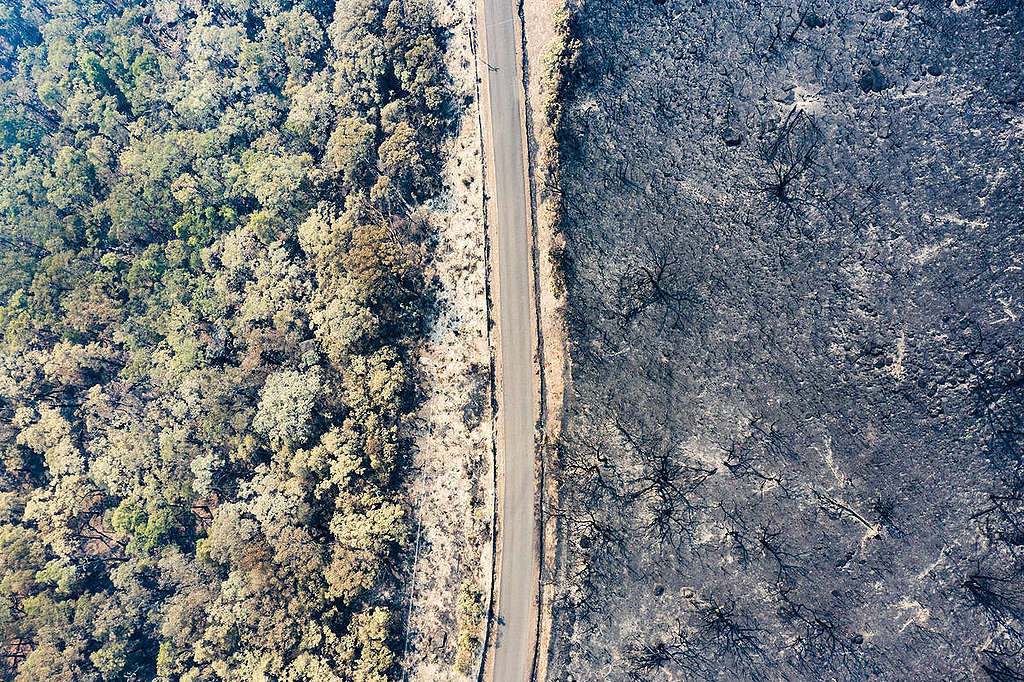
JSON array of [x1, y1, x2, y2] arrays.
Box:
[[454, 580, 484, 675]]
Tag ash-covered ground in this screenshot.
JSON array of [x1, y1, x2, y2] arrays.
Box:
[[551, 1, 1024, 680]]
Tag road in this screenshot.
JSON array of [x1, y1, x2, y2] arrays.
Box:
[[479, 0, 538, 680]]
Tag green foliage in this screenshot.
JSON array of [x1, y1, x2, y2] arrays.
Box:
[[326, 115, 377, 191], [375, 121, 436, 201], [539, 5, 580, 128], [253, 368, 323, 449], [111, 499, 175, 554], [0, 0, 452, 678], [342, 607, 395, 682], [173, 205, 238, 250], [454, 580, 484, 674]]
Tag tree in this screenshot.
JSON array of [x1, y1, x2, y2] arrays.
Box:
[[326, 115, 377, 191], [253, 368, 323, 450], [0, 0, 452, 675], [341, 607, 395, 682], [375, 121, 434, 202], [329, 0, 388, 116]]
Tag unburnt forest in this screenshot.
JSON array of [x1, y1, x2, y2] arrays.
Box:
[[551, 1, 1024, 680], [0, 0, 455, 679]]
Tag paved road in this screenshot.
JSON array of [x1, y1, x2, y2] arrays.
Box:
[[479, 0, 537, 680]]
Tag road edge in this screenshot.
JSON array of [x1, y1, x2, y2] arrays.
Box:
[[467, 12, 500, 682], [515, 0, 548, 678], [472, 0, 543, 679], [518, 1, 574, 680]]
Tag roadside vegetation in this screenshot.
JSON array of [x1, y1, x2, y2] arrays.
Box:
[[0, 0, 454, 679], [536, 2, 576, 300], [453, 579, 483, 675]]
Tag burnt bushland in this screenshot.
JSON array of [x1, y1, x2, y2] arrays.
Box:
[[551, 1, 1024, 680]]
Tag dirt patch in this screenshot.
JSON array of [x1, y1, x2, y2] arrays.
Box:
[[400, 0, 493, 679]]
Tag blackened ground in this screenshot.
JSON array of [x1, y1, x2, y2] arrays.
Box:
[[551, 1, 1024, 680]]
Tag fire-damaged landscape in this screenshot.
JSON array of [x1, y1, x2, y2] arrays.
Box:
[[1, 0, 1023, 679], [548, 0, 1024, 680]]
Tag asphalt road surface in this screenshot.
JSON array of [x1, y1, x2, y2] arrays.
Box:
[[480, 0, 538, 680]]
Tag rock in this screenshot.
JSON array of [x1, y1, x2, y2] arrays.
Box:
[[981, 0, 1010, 15], [721, 127, 743, 146], [859, 67, 889, 93], [775, 89, 796, 104], [805, 12, 827, 28]]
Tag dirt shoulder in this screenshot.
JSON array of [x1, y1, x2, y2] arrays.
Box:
[[517, 0, 571, 679]]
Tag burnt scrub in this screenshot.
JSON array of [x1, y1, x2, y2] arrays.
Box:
[[550, 1, 1024, 680]]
